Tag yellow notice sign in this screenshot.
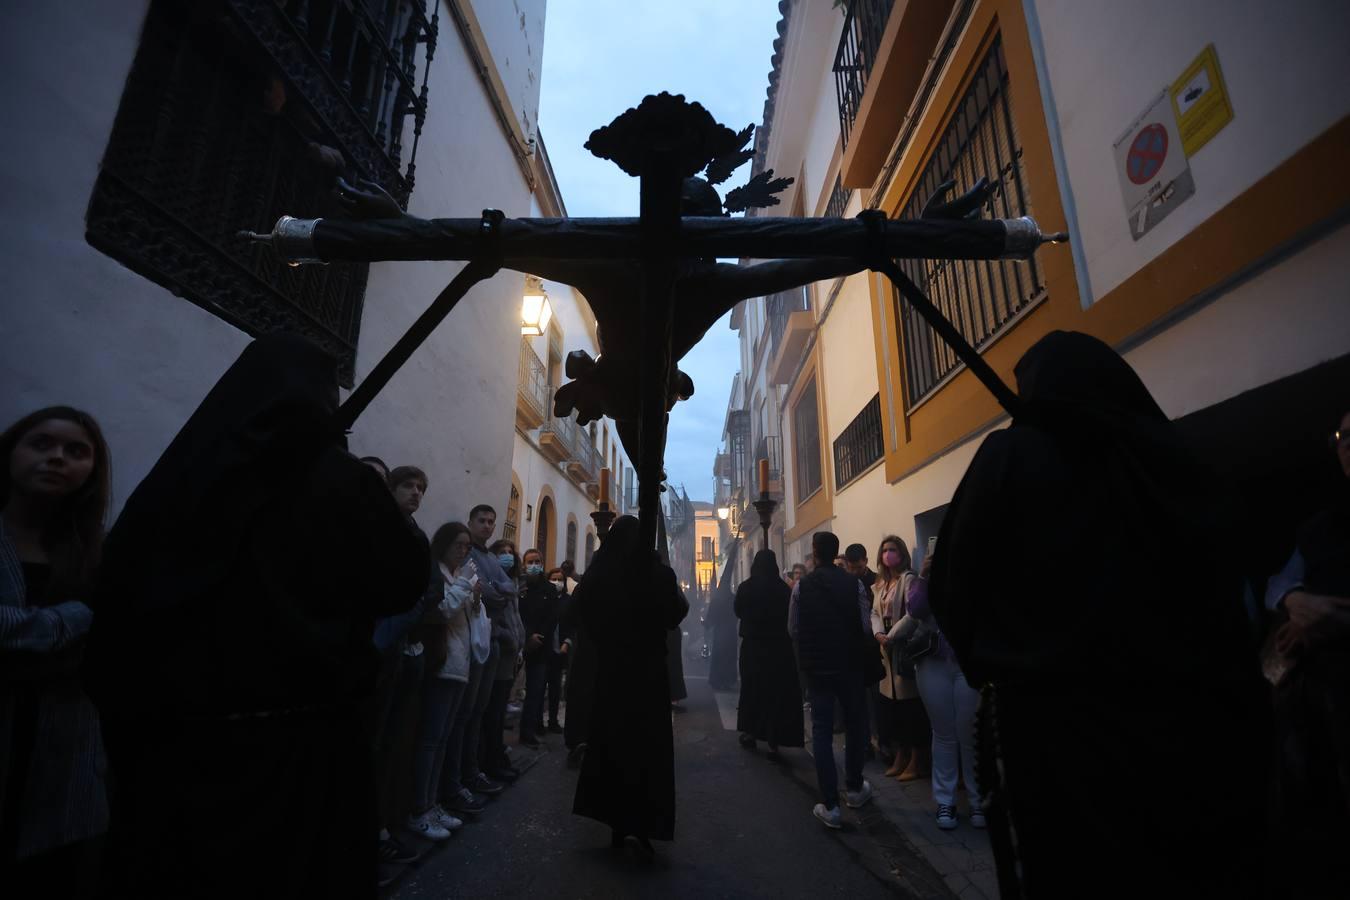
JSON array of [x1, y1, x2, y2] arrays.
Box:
[[1170, 44, 1234, 157]]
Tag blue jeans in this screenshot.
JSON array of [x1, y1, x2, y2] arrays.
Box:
[[807, 671, 868, 809], [413, 677, 468, 812]]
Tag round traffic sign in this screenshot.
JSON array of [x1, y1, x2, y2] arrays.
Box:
[[1126, 124, 1168, 185]]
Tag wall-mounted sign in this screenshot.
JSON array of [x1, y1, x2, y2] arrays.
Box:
[[1113, 91, 1195, 240], [1170, 44, 1233, 157]]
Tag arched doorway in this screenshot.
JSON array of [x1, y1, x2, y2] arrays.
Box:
[[536, 496, 554, 570]]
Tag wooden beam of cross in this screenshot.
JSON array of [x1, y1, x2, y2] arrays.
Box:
[[241, 93, 1066, 553]]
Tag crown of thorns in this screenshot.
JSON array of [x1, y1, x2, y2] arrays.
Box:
[[585, 92, 794, 214]]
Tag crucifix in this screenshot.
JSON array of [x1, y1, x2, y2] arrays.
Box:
[[242, 93, 1065, 552]]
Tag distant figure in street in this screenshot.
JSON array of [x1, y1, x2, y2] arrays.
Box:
[[1264, 406, 1350, 898], [517, 548, 560, 748], [1, 407, 112, 897], [706, 570, 738, 690], [572, 516, 688, 857], [85, 333, 427, 899], [788, 562, 808, 587], [929, 331, 1267, 898], [734, 549, 804, 757], [791, 531, 874, 830]]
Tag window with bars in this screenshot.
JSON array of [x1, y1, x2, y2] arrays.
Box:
[[86, 0, 437, 385], [566, 520, 578, 567], [825, 175, 851, 219], [728, 410, 751, 494], [833, 394, 884, 489], [793, 381, 823, 501], [895, 36, 1045, 407]]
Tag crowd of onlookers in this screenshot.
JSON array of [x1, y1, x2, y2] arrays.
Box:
[[2, 339, 1347, 897], [0, 337, 588, 897]]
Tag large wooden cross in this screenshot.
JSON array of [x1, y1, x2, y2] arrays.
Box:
[[243, 94, 1064, 552]]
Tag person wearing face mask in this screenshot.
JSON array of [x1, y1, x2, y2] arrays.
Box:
[[517, 549, 560, 748], [483, 538, 526, 779], [545, 568, 570, 734]]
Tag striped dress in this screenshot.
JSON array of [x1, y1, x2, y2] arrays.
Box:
[[0, 520, 109, 859]]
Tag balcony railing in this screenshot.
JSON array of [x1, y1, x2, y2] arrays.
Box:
[[569, 432, 602, 484], [833, 0, 896, 148], [825, 174, 851, 219], [753, 434, 783, 492], [516, 340, 548, 428], [539, 410, 578, 464], [727, 410, 752, 496], [766, 287, 810, 359]]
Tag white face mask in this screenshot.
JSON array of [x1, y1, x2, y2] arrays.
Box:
[[550, 580, 564, 590]]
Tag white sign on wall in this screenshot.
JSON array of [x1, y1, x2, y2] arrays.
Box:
[[1112, 91, 1195, 240]]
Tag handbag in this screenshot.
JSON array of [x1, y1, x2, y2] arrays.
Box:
[[897, 624, 938, 677], [468, 602, 492, 665]]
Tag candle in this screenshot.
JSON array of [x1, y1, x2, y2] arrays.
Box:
[[758, 458, 769, 495], [599, 467, 610, 505]]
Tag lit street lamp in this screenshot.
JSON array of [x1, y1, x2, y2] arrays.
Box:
[[520, 275, 553, 336], [716, 506, 730, 520]]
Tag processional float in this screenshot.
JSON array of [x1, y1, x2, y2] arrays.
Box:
[[242, 93, 1065, 552]]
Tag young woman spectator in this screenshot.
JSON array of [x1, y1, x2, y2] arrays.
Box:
[[905, 554, 981, 830], [545, 567, 571, 733], [1, 407, 111, 896], [871, 535, 930, 781], [406, 522, 479, 842]]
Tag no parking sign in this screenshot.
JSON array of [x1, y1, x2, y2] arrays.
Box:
[[1112, 91, 1194, 240]]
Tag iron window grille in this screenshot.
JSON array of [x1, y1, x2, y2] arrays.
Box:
[[86, 0, 438, 385], [503, 482, 520, 545], [727, 410, 752, 496], [793, 381, 823, 501], [566, 520, 578, 566], [833, 0, 897, 147], [895, 36, 1045, 408], [825, 174, 851, 219], [833, 394, 884, 489]]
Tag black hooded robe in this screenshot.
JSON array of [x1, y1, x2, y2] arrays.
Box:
[[572, 517, 688, 841], [85, 334, 427, 899], [929, 331, 1268, 899], [734, 550, 805, 748], [706, 573, 739, 690]]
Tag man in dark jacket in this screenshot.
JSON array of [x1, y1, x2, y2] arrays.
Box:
[[790, 532, 874, 829], [518, 548, 560, 747]]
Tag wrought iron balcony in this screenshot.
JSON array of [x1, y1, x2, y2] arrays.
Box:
[[767, 287, 813, 386], [516, 340, 548, 430], [567, 429, 602, 484], [727, 410, 752, 497], [539, 409, 578, 465], [833, 0, 896, 148], [754, 434, 783, 494], [833, 393, 884, 489]]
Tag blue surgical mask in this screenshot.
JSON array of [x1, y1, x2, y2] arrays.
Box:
[[497, 553, 515, 570], [525, 563, 544, 577]]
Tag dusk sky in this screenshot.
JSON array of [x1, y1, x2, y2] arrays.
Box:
[[539, 0, 784, 502]]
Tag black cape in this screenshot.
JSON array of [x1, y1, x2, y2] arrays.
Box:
[[734, 550, 804, 747], [86, 334, 426, 899], [929, 331, 1267, 898], [572, 516, 688, 841], [706, 569, 739, 690]]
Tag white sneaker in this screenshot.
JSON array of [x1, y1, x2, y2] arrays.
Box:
[[407, 809, 451, 841], [812, 803, 843, 830], [845, 780, 873, 809], [431, 804, 464, 832], [936, 804, 958, 830], [970, 807, 987, 829]]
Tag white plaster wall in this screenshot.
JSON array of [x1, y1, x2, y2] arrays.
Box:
[[1030, 0, 1350, 302], [465, 0, 547, 148], [817, 273, 881, 446], [0, 1, 535, 533], [1124, 223, 1350, 420], [510, 431, 598, 568]]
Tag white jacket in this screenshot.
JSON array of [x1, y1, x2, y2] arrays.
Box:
[[437, 562, 475, 682]]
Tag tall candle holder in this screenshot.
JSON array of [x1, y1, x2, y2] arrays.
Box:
[[752, 492, 777, 552], [590, 501, 616, 540]]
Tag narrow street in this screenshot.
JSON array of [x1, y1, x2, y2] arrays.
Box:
[[391, 672, 946, 900]]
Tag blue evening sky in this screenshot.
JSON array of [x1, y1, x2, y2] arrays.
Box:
[[539, 0, 784, 502]]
